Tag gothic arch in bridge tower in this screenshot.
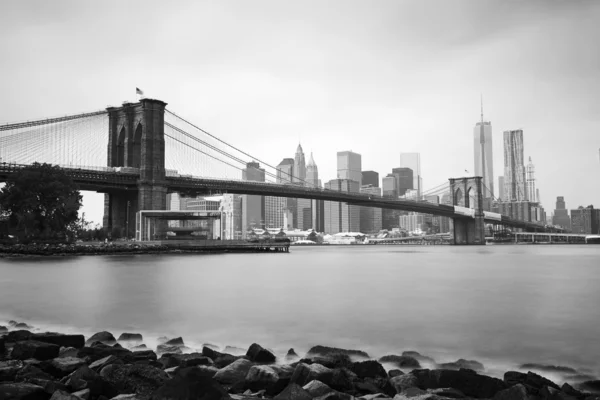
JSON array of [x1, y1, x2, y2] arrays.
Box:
[[448, 176, 485, 245], [131, 122, 142, 169], [116, 126, 126, 167]]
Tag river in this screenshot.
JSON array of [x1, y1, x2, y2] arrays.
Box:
[[1, 245, 599, 381]]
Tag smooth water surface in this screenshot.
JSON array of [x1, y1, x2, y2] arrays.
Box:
[[1, 245, 599, 377]]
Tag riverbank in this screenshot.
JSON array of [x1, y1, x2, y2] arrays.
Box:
[[0, 241, 290, 257], [1, 320, 599, 400]]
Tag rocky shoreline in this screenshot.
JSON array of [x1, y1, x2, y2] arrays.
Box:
[[1, 321, 599, 400]]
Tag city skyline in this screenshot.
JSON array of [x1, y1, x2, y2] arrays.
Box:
[[1, 1, 599, 225]]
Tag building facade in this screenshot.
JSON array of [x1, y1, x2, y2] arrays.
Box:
[[323, 179, 360, 234], [503, 129, 527, 201], [382, 174, 398, 198], [553, 196, 571, 229], [241, 161, 265, 236], [391, 167, 413, 197], [337, 151, 362, 185], [359, 185, 382, 234], [306, 152, 323, 231], [400, 153, 422, 199], [361, 171, 379, 187], [570, 206, 600, 234], [294, 144, 306, 184], [526, 156, 537, 203], [498, 176, 505, 201], [221, 194, 242, 240], [474, 120, 494, 198]]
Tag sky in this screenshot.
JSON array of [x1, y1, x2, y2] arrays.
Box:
[[1, 0, 599, 225]]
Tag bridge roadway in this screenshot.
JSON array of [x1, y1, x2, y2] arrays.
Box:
[[0, 163, 551, 232]]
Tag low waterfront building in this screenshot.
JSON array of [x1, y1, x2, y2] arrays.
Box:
[[570, 206, 600, 234]]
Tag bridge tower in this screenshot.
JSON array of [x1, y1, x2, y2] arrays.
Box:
[[449, 176, 486, 245], [103, 99, 168, 238]]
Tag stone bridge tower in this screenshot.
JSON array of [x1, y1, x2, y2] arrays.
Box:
[[103, 99, 168, 238], [449, 176, 486, 245]]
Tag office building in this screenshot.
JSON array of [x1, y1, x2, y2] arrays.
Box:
[[552, 197, 570, 229], [294, 144, 306, 184], [382, 174, 398, 198], [473, 102, 494, 198], [337, 151, 362, 185], [391, 167, 413, 196], [264, 196, 287, 229], [503, 129, 527, 201], [400, 153, 422, 199], [221, 194, 242, 240], [306, 152, 324, 231], [526, 157, 537, 203], [361, 171, 379, 187], [359, 185, 382, 234], [277, 158, 294, 184], [241, 162, 265, 236], [399, 213, 431, 233], [323, 179, 360, 234], [570, 206, 600, 234], [498, 176, 505, 201]]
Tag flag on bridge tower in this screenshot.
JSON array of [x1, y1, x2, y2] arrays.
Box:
[[136, 87, 144, 99]]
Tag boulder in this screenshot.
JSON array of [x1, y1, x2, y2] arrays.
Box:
[[33, 333, 85, 349], [5, 330, 34, 342], [285, 349, 299, 362], [58, 347, 78, 358], [246, 343, 275, 363], [213, 358, 253, 385], [0, 382, 50, 400], [412, 368, 507, 398], [117, 333, 143, 343], [157, 337, 169, 345], [306, 345, 369, 359], [202, 346, 222, 360], [213, 354, 240, 369], [85, 332, 116, 346], [131, 345, 147, 351], [304, 354, 353, 369], [0, 360, 24, 382], [437, 359, 485, 372], [378, 355, 421, 368], [402, 351, 436, 365], [303, 380, 336, 398], [271, 364, 296, 380], [150, 367, 229, 400], [89, 356, 124, 372], [156, 345, 182, 356], [578, 380, 600, 393], [0, 326, 8, 333], [428, 387, 468, 398], [561, 383, 583, 397], [224, 346, 246, 356], [27, 379, 69, 396], [15, 323, 32, 330], [8, 320, 18, 326], [390, 374, 419, 393], [351, 360, 387, 379], [273, 383, 312, 400], [519, 364, 577, 374], [164, 337, 184, 346], [99, 364, 168, 397], [160, 353, 212, 368], [72, 389, 90, 400], [77, 345, 133, 363], [290, 363, 334, 387], [245, 365, 279, 391], [389, 370, 404, 378], [49, 390, 82, 400], [202, 343, 220, 351], [195, 366, 219, 378], [522, 371, 560, 392], [14, 365, 53, 382], [11, 340, 60, 361], [504, 371, 527, 386], [112, 396, 143, 400], [130, 350, 157, 363], [44, 357, 87, 378]]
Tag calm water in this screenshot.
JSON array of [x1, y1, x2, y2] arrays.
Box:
[[1, 245, 599, 380]]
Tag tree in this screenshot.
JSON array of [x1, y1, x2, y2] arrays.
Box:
[[0, 163, 82, 242]]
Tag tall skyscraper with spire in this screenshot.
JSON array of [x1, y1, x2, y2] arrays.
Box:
[[306, 152, 319, 188], [526, 156, 536, 202], [473, 97, 494, 198], [306, 152, 323, 231], [294, 144, 306, 184]]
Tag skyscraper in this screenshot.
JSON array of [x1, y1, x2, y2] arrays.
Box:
[[391, 167, 413, 196], [400, 153, 421, 199], [382, 174, 397, 198], [306, 153, 324, 231], [306, 153, 319, 188], [241, 161, 265, 236], [277, 158, 294, 184], [293, 144, 311, 229], [337, 151, 362, 185], [274, 158, 296, 228], [526, 156, 537, 203], [498, 176, 505, 201], [473, 100, 494, 198], [361, 171, 379, 187], [293, 144, 306, 184], [553, 196, 571, 230], [323, 179, 360, 234], [503, 129, 526, 201], [359, 185, 382, 234]]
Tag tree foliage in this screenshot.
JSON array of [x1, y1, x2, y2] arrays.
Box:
[[0, 163, 82, 242]]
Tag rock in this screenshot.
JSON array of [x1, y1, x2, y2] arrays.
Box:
[[156, 345, 182, 356], [44, 357, 87, 378], [0, 360, 24, 382], [89, 356, 124, 372], [5, 330, 34, 342], [202, 343, 220, 351], [389, 370, 404, 378], [150, 367, 229, 400], [14, 365, 53, 382], [285, 349, 299, 362], [58, 347, 79, 358], [77, 345, 133, 363], [111, 395, 142, 400], [392, 394, 443, 400], [164, 337, 184, 347], [27, 379, 69, 396], [166, 353, 212, 368], [117, 333, 143, 343], [245, 365, 279, 391], [99, 364, 168, 397], [49, 390, 82, 400], [0, 382, 50, 400], [578, 380, 600, 393], [214, 354, 240, 369], [379, 355, 421, 368], [131, 345, 147, 351], [412, 368, 507, 399], [306, 345, 369, 359], [196, 366, 219, 378], [213, 358, 254, 385], [112, 343, 124, 349], [290, 363, 334, 387], [202, 346, 222, 360], [523, 371, 560, 392], [86, 332, 116, 346], [72, 389, 90, 400], [9, 320, 18, 326], [561, 383, 583, 397], [519, 364, 577, 374], [305, 354, 353, 369], [273, 383, 312, 400], [11, 340, 60, 361], [504, 371, 527, 386], [303, 380, 336, 398], [246, 343, 276, 363], [15, 323, 32, 330], [402, 351, 436, 365], [34, 333, 85, 349], [314, 392, 354, 400], [0, 326, 8, 333], [428, 387, 467, 398], [271, 365, 295, 380], [352, 360, 387, 379], [131, 350, 157, 363], [157, 337, 169, 345], [390, 374, 419, 393], [437, 359, 485, 372]]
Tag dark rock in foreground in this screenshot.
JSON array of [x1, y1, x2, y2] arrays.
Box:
[[578, 380, 600, 393], [306, 345, 369, 359], [351, 360, 387, 379], [150, 367, 229, 400], [33, 333, 85, 349], [213, 358, 253, 384], [85, 331, 116, 346], [99, 364, 169, 396], [246, 343, 276, 363], [412, 368, 507, 398], [274, 383, 312, 400], [0, 382, 50, 400], [11, 341, 60, 361], [117, 333, 143, 343]]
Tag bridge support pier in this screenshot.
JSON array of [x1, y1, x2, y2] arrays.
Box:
[[449, 177, 485, 245]]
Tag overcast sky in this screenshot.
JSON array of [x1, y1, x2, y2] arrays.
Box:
[[1, 0, 599, 225]]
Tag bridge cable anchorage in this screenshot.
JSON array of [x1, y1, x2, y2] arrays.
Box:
[[165, 109, 317, 188]]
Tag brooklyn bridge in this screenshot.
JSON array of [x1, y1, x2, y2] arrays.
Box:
[[0, 98, 559, 245]]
